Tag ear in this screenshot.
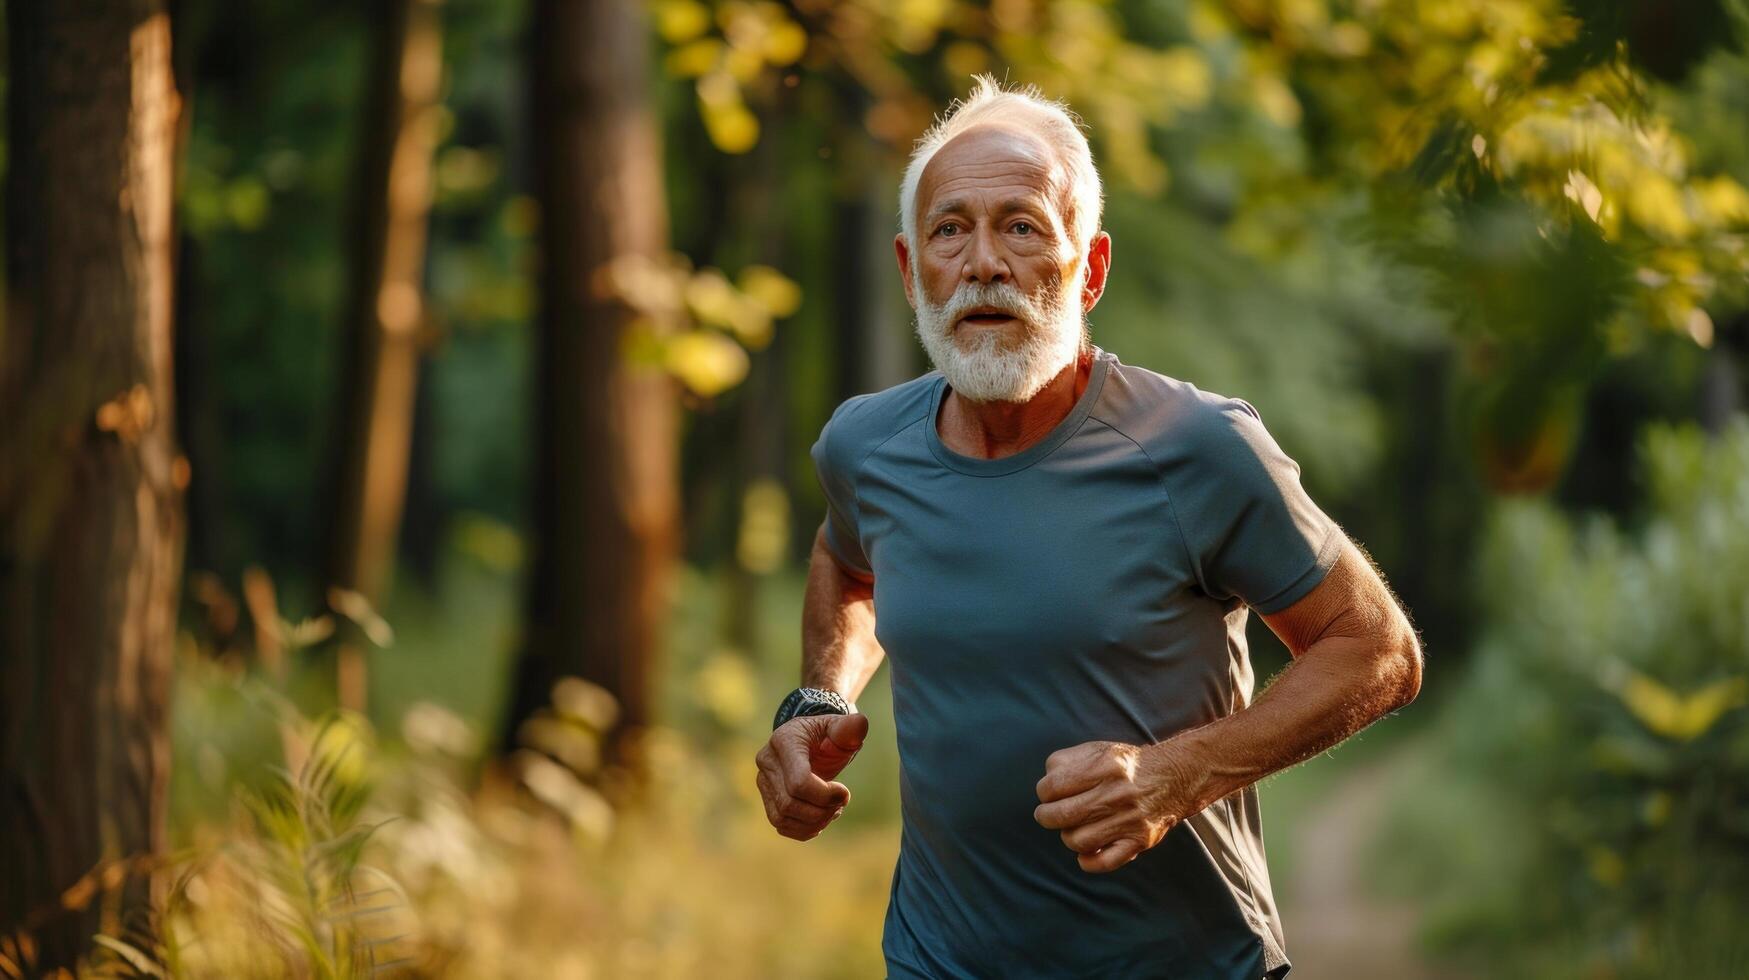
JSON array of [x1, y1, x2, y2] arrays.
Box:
[[894, 234, 917, 309], [1080, 231, 1111, 313]]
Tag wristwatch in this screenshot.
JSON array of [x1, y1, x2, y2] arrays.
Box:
[[772, 687, 856, 730]]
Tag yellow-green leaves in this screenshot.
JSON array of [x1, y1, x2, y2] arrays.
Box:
[[662, 332, 750, 398], [598, 252, 801, 398], [1613, 670, 1747, 742], [696, 71, 760, 155], [736, 477, 790, 574], [692, 650, 760, 726], [735, 263, 803, 320], [654, 1, 808, 153], [994, 5, 1215, 195], [653, 0, 712, 43], [1228, 0, 1749, 347]]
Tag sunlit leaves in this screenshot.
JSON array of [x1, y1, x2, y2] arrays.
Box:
[[696, 71, 761, 153], [1612, 670, 1747, 742], [661, 332, 750, 398], [891, 0, 954, 53], [653, 0, 712, 43], [638, 0, 1745, 496], [665, 37, 725, 76], [1694, 174, 1749, 225], [598, 252, 800, 397], [735, 477, 790, 574], [691, 650, 760, 726], [653, 0, 807, 153], [735, 264, 803, 319], [514, 676, 620, 844], [513, 750, 615, 843], [1246, 66, 1301, 127], [683, 270, 757, 339], [992, 4, 1216, 194], [1218, 0, 1748, 356], [1563, 169, 1605, 224]]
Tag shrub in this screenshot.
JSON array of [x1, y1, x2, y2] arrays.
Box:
[[1385, 418, 1749, 977]]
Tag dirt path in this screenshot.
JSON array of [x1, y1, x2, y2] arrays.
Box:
[[1279, 746, 1468, 980]]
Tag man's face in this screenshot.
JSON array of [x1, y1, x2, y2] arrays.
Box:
[[897, 125, 1108, 404]]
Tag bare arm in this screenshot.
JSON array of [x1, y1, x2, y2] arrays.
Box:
[[1034, 535, 1423, 872], [1171, 535, 1422, 805], [801, 524, 886, 702], [753, 524, 885, 842]]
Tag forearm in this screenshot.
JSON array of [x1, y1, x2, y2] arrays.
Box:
[[1164, 629, 1419, 813], [800, 529, 885, 703]]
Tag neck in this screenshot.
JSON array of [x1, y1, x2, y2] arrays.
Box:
[[939, 346, 1095, 460]]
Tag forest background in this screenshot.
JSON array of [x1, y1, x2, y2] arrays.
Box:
[[3, 0, 1749, 977]]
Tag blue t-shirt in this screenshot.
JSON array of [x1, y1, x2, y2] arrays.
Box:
[[809, 346, 1343, 979]]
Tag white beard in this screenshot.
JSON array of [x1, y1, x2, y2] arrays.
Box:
[[911, 264, 1087, 404]]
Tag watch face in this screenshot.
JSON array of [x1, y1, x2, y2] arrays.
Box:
[[774, 688, 850, 729], [773, 689, 808, 729]]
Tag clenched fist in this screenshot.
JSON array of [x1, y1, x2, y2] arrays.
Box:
[[1033, 739, 1205, 873], [755, 712, 869, 841]]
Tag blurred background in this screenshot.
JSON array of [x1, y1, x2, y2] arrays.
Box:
[[2, 0, 1748, 976]]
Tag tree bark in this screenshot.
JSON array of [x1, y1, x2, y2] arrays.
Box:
[[324, 0, 445, 712], [504, 0, 678, 764], [0, 1, 183, 969], [830, 83, 911, 404]]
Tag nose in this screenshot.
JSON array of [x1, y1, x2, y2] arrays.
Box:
[[962, 225, 1010, 286]]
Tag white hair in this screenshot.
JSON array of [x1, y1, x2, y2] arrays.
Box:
[[898, 75, 1104, 254]]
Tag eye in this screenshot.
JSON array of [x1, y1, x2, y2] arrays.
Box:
[[1012, 221, 1033, 235], [937, 221, 961, 237]]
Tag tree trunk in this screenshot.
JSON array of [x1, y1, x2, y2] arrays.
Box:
[[324, 0, 445, 712], [504, 0, 678, 764], [0, 1, 183, 970], [830, 84, 911, 404], [397, 355, 444, 589]]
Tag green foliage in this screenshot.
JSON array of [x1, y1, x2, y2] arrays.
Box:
[[607, 252, 802, 398], [1379, 417, 1749, 977], [85, 715, 410, 977]]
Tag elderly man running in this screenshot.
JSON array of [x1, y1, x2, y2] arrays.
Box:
[[755, 76, 1423, 980]]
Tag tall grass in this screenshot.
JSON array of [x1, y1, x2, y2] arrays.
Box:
[[82, 592, 897, 978]]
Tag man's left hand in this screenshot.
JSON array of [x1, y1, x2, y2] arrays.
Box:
[[1033, 739, 1205, 873]]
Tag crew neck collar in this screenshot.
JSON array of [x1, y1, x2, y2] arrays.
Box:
[[924, 346, 1114, 477]]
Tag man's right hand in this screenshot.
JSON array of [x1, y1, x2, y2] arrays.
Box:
[[754, 711, 869, 841]]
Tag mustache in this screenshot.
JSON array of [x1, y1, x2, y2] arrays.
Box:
[[932, 281, 1040, 326]]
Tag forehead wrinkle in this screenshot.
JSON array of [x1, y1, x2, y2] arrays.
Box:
[[915, 128, 1074, 238], [915, 126, 1066, 213], [929, 167, 1054, 199], [926, 191, 1051, 220]]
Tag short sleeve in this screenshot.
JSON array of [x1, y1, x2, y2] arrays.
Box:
[[809, 400, 873, 578], [1173, 398, 1343, 614]]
